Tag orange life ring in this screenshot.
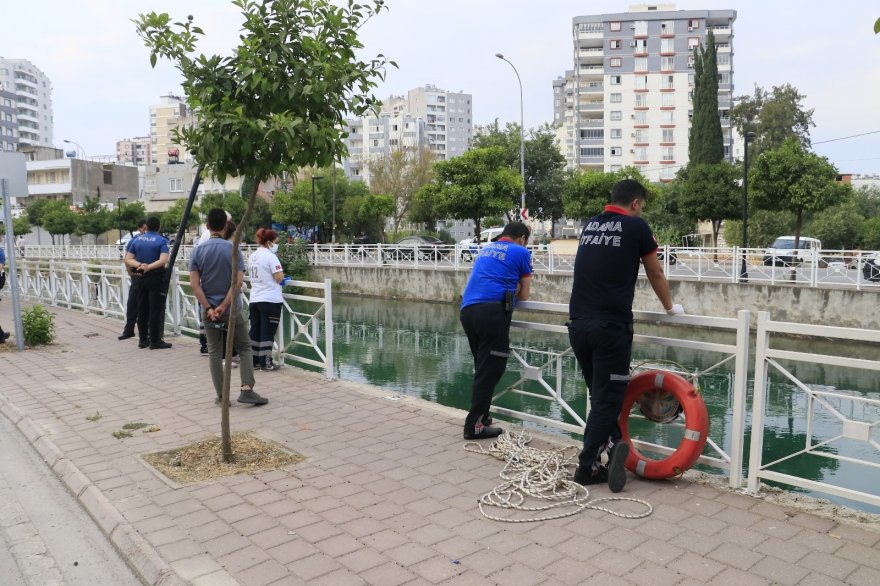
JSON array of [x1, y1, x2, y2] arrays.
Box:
[[618, 370, 708, 479]]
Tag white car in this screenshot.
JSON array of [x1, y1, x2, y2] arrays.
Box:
[[115, 232, 135, 249], [459, 227, 504, 261]]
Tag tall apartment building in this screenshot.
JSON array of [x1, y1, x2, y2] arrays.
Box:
[[117, 136, 151, 166], [553, 4, 736, 182], [149, 95, 191, 165], [342, 85, 473, 184], [0, 87, 19, 152], [0, 57, 54, 147]]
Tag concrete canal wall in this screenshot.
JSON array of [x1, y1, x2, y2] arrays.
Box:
[[311, 266, 880, 330]]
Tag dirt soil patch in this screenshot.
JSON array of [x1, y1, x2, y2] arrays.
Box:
[[143, 432, 304, 485]]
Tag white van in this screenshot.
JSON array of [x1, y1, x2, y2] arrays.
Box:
[[459, 227, 504, 261], [762, 236, 822, 266]]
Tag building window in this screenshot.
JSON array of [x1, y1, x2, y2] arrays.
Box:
[[688, 37, 700, 50], [634, 39, 648, 52], [609, 21, 622, 32], [610, 165, 622, 172], [610, 128, 622, 139], [660, 21, 675, 33], [580, 147, 604, 157], [661, 56, 675, 71], [719, 72, 731, 85], [687, 55, 695, 69], [169, 178, 183, 192], [580, 129, 604, 139], [662, 128, 675, 143], [610, 57, 622, 67], [634, 129, 646, 142], [610, 75, 622, 85], [610, 147, 622, 156], [634, 147, 647, 160], [103, 170, 112, 185], [662, 93, 675, 107], [610, 111, 622, 121], [662, 147, 674, 161], [635, 57, 648, 72], [662, 75, 675, 89], [661, 38, 675, 53], [635, 94, 647, 108], [717, 53, 730, 66], [662, 111, 674, 124], [609, 39, 621, 49], [635, 111, 647, 124], [635, 75, 648, 90], [688, 73, 695, 86], [688, 19, 700, 30], [634, 21, 648, 36], [610, 93, 622, 103], [661, 167, 675, 180]]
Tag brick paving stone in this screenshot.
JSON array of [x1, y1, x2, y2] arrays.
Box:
[[489, 562, 549, 586], [264, 539, 319, 565], [759, 535, 811, 563], [717, 524, 771, 548], [846, 565, 880, 586], [249, 525, 299, 551], [287, 552, 342, 581], [748, 555, 811, 585], [630, 537, 685, 566], [336, 547, 388, 573], [203, 531, 252, 558], [796, 573, 848, 586], [626, 562, 684, 586], [798, 550, 860, 581], [706, 541, 763, 571], [307, 568, 367, 586], [667, 551, 726, 582], [235, 558, 292, 586], [788, 512, 837, 532], [410, 555, 466, 584], [512, 541, 566, 570], [188, 519, 233, 543], [232, 513, 278, 537], [358, 561, 418, 586], [217, 544, 271, 574], [170, 553, 226, 582], [553, 534, 607, 562], [828, 523, 880, 546], [835, 541, 880, 570], [709, 567, 772, 585], [156, 538, 206, 563], [789, 528, 845, 554]]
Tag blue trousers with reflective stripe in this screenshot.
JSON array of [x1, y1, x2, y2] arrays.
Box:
[[568, 318, 633, 471], [460, 302, 512, 433]]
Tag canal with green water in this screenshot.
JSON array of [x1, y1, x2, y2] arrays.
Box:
[[295, 295, 880, 514]]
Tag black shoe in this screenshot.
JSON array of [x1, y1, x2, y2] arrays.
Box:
[[149, 341, 173, 350], [261, 358, 281, 371], [481, 414, 493, 426], [573, 466, 609, 486], [237, 389, 268, 406], [463, 425, 503, 440], [607, 442, 630, 493], [0, 331, 9, 342], [118, 331, 135, 340], [138, 340, 149, 349], [200, 346, 209, 356]]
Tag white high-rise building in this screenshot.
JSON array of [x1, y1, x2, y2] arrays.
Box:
[[342, 85, 473, 184], [0, 57, 54, 147], [553, 4, 736, 182], [149, 95, 191, 166]]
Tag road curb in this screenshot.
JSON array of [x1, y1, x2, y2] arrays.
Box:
[[0, 394, 213, 586]]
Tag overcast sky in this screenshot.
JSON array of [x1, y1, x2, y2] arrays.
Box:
[[3, 0, 879, 173]]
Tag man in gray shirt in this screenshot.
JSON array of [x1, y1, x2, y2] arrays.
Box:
[[189, 207, 268, 406]]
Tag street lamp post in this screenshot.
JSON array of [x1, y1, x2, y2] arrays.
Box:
[[116, 197, 127, 247], [739, 131, 757, 282], [495, 53, 526, 217], [311, 175, 324, 243], [63, 139, 89, 203]]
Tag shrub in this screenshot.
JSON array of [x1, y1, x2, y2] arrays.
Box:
[[22, 305, 56, 346]]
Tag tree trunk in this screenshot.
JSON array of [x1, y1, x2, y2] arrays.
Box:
[[221, 176, 263, 463]]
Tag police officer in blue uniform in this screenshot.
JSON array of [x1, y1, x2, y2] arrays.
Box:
[[124, 217, 172, 349], [459, 222, 532, 439], [118, 219, 147, 341], [568, 179, 683, 492]]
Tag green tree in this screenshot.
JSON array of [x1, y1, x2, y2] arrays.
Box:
[[161, 199, 200, 236], [723, 209, 798, 248], [13, 216, 32, 236], [418, 146, 520, 240], [116, 200, 147, 235], [562, 166, 653, 220], [25, 198, 51, 228], [340, 193, 394, 242], [678, 161, 741, 247], [809, 201, 864, 250], [689, 30, 724, 165], [42, 201, 78, 245], [750, 137, 847, 247], [368, 146, 435, 236], [731, 84, 815, 154], [136, 0, 392, 461], [861, 217, 880, 249], [200, 191, 272, 241], [76, 198, 111, 244], [473, 121, 566, 230], [853, 186, 880, 218], [270, 187, 312, 230]]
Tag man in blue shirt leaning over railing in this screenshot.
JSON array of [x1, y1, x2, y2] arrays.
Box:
[[459, 222, 532, 440]]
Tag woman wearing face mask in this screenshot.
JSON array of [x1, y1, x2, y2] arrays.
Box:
[[247, 228, 286, 371]]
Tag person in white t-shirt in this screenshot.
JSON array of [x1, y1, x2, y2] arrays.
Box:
[[247, 228, 287, 371]]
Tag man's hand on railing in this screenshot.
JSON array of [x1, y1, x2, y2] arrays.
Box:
[[666, 303, 685, 316]]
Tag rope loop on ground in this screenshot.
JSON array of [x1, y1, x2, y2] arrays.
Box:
[[465, 430, 653, 523]]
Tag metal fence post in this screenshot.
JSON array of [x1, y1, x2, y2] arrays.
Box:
[[729, 309, 751, 489], [746, 311, 771, 494], [324, 278, 334, 380]]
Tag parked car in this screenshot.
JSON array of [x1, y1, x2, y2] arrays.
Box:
[[459, 227, 504, 261], [384, 236, 445, 262], [115, 232, 135, 250], [656, 246, 678, 265], [862, 253, 880, 282], [762, 236, 822, 266]]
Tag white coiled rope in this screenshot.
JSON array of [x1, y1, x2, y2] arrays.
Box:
[[464, 430, 653, 523]]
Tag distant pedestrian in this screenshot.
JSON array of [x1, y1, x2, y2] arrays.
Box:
[[16, 235, 25, 257], [248, 228, 286, 371], [0, 246, 9, 342], [124, 217, 172, 349], [118, 220, 148, 342], [189, 208, 267, 406]]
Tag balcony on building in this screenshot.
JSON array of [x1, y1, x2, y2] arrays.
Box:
[[707, 22, 732, 37], [576, 22, 603, 40]]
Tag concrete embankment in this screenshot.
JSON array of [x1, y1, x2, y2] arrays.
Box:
[[311, 266, 880, 330]]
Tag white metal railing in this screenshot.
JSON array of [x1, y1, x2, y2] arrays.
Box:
[[747, 312, 880, 508], [15, 259, 334, 379], [22, 245, 880, 291], [501, 301, 750, 489]]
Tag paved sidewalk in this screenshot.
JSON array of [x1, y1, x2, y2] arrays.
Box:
[[0, 303, 879, 586]]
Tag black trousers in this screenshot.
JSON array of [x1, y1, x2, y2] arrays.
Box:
[[249, 301, 282, 366], [568, 318, 633, 471], [460, 302, 512, 433], [136, 271, 166, 344], [122, 274, 148, 338]]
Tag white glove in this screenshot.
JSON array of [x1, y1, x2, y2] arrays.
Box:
[[666, 303, 685, 316]]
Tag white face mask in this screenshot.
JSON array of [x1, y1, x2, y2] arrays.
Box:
[[269, 243, 279, 253]]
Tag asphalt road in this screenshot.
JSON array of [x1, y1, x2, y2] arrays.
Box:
[[0, 412, 143, 586]]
